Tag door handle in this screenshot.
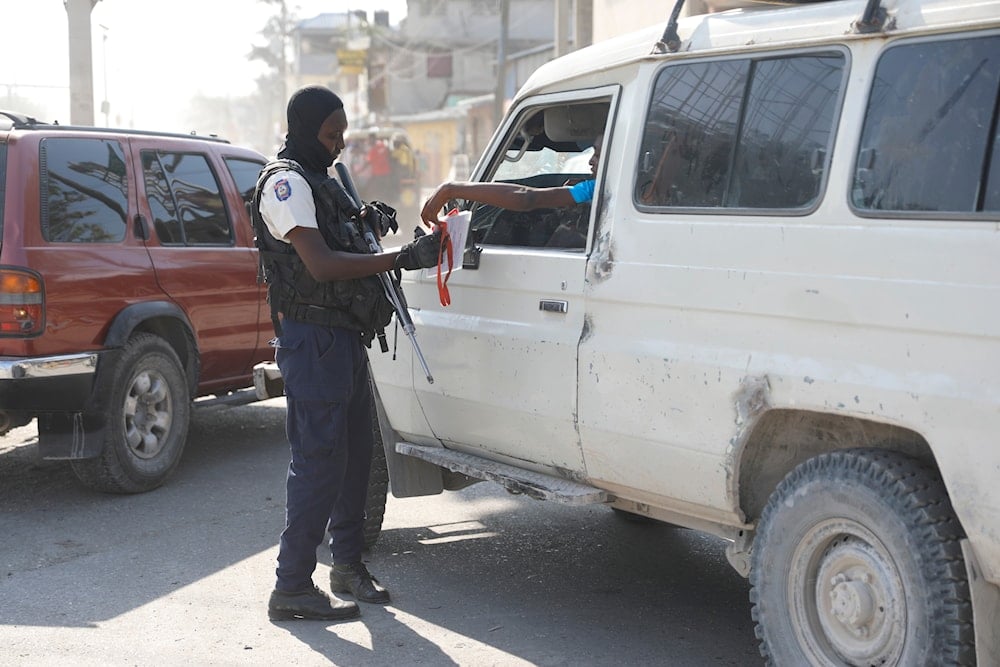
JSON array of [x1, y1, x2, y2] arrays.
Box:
[[539, 300, 568, 313]]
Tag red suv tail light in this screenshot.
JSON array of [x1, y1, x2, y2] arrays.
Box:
[[0, 268, 45, 336]]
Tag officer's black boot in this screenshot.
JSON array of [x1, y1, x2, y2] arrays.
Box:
[[268, 584, 360, 621], [330, 562, 391, 604]]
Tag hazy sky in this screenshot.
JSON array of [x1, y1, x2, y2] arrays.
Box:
[[0, 0, 407, 131]]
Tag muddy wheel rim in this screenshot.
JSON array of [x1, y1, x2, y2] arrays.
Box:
[[790, 518, 906, 665], [123, 369, 173, 460]]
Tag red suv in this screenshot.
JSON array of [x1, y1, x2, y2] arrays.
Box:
[[0, 111, 273, 492]]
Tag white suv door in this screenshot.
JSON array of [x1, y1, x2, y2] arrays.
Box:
[[413, 246, 589, 472], [404, 93, 614, 474]]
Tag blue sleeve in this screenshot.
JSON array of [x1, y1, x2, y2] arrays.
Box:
[[569, 179, 595, 204]]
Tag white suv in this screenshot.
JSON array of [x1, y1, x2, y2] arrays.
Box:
[[368, 0, 1000, 663]]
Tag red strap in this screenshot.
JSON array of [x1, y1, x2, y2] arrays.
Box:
[[435, 210, 456, 307]]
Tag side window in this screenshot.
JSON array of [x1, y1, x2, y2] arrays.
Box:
[[636, 52, 845, 211], [142, 151, 181, 243], [224, 157, 265, 206], [852, 34, 1000, 214], [639, 60, 747, 207], [40, 138, 128, 242], [141, 150, 233, 246], [470, 101, 609, 249], [733, 56, 844, 207]]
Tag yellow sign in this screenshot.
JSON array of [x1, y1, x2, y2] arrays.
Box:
[[337, 49, 367, 75]]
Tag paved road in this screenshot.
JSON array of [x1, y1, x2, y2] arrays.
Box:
[[0, 399, 762, 666]]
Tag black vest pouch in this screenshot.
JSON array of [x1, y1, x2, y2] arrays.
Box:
[[343, 276, 394, 335]]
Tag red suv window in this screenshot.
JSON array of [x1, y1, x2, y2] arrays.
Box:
[[224, 157, 265, 205], [39, 138, 129, 243], [141, 150, 233, 246]]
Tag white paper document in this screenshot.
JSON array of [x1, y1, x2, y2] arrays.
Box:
[[426, 209, 471, 276]]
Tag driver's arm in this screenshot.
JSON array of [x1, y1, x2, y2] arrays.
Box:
[[421, 182, 576, 226]]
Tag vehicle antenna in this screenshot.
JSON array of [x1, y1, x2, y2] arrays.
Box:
[[654, 0, 687, 54]]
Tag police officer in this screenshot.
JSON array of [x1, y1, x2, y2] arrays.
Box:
[[251, 85, 440, 622]]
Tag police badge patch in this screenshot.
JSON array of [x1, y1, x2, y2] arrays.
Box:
[[274, 178, 292, 201]]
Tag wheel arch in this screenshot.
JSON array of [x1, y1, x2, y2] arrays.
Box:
[[104, 302, 200, 398], [735, 409, 936, 524]]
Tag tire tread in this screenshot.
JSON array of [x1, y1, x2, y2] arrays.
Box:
[[362, 391, 389, 549], [749, 448, 974, 665]]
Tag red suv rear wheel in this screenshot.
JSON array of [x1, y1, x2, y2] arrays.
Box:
[[71, 333, 190, 493]]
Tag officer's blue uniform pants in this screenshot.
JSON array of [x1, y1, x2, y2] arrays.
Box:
[[273, 320, 374, 593]]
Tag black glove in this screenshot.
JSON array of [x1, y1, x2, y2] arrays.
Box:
[[395, 229, 442, 271]]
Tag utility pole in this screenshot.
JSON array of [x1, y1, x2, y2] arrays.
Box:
[[554, 0, 570, 58], [555, 0, 593, 58], [493, 0, 509, 129], [65, 0, 101, 125], [279, 0, 288, 109], [99, 24, 110, 126], [575, 0, 593, 50]]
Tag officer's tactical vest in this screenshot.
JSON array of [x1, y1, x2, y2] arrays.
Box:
[[249, 159, 393, 347]]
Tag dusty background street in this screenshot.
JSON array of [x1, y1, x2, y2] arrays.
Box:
[[0, 399, 761, 666]]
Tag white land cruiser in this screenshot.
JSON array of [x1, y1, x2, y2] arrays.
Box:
[[367, 0, 1000, 663]]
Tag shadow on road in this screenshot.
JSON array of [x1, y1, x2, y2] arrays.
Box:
[[277, 487, 758, 665], [0, 401, 289, 628], [0, 400, 759, 664]]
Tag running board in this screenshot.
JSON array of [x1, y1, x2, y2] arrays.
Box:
[[395, 442, 609, 506]]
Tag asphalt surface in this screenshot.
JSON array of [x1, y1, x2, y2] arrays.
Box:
[[0, 398, 762, 666]]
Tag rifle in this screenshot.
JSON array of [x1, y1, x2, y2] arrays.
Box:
[[334, 162, 435, 384]]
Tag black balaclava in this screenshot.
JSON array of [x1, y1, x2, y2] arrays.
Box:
[[277, 85, 344, 173]]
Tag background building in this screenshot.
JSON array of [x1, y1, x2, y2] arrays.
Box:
[[285, 0, 749, 189]]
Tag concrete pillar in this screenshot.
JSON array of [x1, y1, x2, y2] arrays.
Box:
[[554, 0, 571, 58], [574, 0, 593, 49], [65, 0, 100, 126], [493, 0, 509, 128]]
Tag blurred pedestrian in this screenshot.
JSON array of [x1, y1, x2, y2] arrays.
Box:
[[391, 133, 417, 186], [365, 131, 392, 202]]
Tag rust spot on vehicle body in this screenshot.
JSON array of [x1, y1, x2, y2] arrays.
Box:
[[735, 375, 771, 427], [725, 375, 772, 514], [588, 229, 614, 282]]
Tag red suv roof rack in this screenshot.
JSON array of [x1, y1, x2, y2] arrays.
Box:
[[0, 109, 229, 143]]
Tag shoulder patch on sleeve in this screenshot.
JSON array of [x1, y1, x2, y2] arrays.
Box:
[[274, 178, 292, 201]]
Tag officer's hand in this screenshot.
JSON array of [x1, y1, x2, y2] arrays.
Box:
[[394, 229, 442, 271]]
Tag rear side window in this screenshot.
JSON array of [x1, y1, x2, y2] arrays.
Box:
[[852, 34, 1000, 215], [224, 158, 265, 206], [636, 52, 846, 211], [40, 138, 128, 242], [141, 150, 233, 245]]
